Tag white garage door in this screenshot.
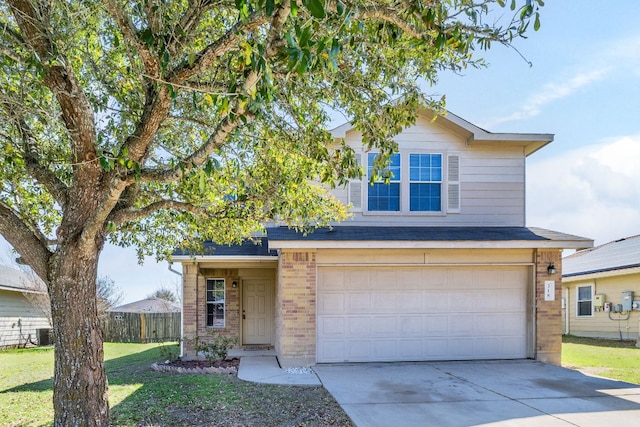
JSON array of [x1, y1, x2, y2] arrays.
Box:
[[317, 266, 529, 363]]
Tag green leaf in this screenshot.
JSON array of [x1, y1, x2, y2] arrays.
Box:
[[290, 0, 298, 16], [99, 156, 110, 172], [534, 13, 541, 31], [496, 0, 505, 6], [304, 0, 325, 19], [266, 0, 275, 16]]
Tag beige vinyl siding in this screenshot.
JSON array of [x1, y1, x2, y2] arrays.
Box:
[[563, 273, 640, 340], [326, 116, 527, 226], [0, 290, 51, 348]]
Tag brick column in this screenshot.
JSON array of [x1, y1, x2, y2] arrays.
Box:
[[276, 250, 317, 367], [535, 249, 563, 365], [181, 263, 199, 358]]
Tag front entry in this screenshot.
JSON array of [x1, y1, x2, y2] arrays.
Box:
[[242, 279, 274, 345]]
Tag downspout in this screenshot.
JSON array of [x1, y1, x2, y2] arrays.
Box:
[[168, 262, 183, 356]]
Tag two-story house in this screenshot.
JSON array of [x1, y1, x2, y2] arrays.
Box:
[[173, 109, 593, 367]]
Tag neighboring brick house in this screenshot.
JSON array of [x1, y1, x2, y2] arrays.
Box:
[[562, 235, 640, 341], [173, 109, 593, 367]]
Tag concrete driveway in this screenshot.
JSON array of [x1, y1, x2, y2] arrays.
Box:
[[313, 360, 640, 427]]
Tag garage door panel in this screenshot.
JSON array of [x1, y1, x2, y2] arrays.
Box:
[[318, 293, 344, 314], [371, 292, 397, 312], [347, 293, 371, 312], [397, 292, 423, 311], [424, 315, 448, 335], [317, 266, 529, 363], [399, 316, 422, 335], [371, 270, 397, 290], [370, 316, 397, 336], [346, 269, 371, 290]]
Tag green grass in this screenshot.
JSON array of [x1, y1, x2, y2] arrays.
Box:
[[0, 342, 352, 427], [562, 335, 640, 384]]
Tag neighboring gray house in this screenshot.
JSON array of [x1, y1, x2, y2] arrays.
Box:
[[0, 265, 51, 349], [562, 235, 640, 341]]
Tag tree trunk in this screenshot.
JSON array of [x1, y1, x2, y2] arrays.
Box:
[[49, 240, 109, 426]]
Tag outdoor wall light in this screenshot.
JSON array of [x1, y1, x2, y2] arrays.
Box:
[[547, 263, 556, 275], [232, 281, 238, 288]]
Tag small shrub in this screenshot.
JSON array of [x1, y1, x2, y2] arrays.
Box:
[[189, 333, 237, 364], [158, 342, 180, 362]]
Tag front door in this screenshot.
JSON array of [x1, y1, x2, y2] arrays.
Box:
[[242, 279, 273, 345]]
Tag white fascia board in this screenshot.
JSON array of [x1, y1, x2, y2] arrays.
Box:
[[171, 255, 277, 262], [562, 266, 640, 283], [330, 122, 353, 138], [0, 285, 46, 294], [268, 240, 591, 250]]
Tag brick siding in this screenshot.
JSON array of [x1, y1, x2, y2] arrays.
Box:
[[276, 250, 317, 367], [535, 249, 563, 365]]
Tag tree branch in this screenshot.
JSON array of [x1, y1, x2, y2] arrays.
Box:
[[9, 0, 97, 168], [168, 11, 269, 84], [0, 201, 51, 281], [103, 0, 161, 77], [108, 199, 208, 226], [13, 114, 69, 206]]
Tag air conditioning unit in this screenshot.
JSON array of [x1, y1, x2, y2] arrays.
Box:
[[37, 328, 52, 346]]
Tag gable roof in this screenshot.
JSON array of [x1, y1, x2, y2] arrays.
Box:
[[563, 234, 640, 279], [108, 297, 181, 313], [0, 265, 47, 294], [330, 109, 554, 157]]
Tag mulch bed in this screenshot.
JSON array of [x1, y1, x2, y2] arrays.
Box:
[[151, 358, 240, 374]]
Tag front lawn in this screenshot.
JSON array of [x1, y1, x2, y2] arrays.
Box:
[[562, 335, 640, 384], [0, 342, 353, 427]]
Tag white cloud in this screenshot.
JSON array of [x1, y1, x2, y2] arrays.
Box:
[[527, 135, 640, 245], [487, 68, 609, 127]]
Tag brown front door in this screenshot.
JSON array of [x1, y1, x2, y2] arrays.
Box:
[[242, 279, 273, 345]]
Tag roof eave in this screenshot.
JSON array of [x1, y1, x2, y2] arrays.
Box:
[[268, 239, 590, 250], [172, 255, 278, 262], [562, 264, 640, 282]]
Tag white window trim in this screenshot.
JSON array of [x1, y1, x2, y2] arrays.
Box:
[[206, 278, 226, 328], [363, 150, 450, 216], [576, 284, 594, 318]]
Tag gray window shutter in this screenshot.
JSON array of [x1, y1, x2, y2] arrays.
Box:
[[447, 154, 460, 212], [348, 153, 363, 211]]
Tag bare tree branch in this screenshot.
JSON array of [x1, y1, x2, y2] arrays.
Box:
[[0, 201, 51, 281]]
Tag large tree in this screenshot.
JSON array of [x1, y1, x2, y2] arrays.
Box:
[[0, 0, 542, 425]]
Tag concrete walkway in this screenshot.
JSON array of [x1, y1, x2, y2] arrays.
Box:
[[237, 356, 321, 386], [314, 360, 640, 427]]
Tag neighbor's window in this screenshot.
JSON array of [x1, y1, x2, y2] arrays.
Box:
[[576, 285, 593, 317], [206, 278, 225, 327], [367, 153, 401, 211], [409, 153, 442, 211]]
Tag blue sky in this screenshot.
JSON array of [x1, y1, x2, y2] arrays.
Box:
[[2, 2, 639, 303]]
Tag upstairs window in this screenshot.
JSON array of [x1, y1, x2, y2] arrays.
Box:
[[367, 153, 401, 211], [409, 153, 442, 211], [206, 278, 225, 327], [576, 285, 593, 317]]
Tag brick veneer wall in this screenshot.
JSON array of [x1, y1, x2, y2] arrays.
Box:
[[535, 249, 563, 365], [181, 264, 240, 359], [276, 250, 317, 367]]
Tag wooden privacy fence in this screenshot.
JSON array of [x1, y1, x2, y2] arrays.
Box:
[[101, 312, 181, 343]]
